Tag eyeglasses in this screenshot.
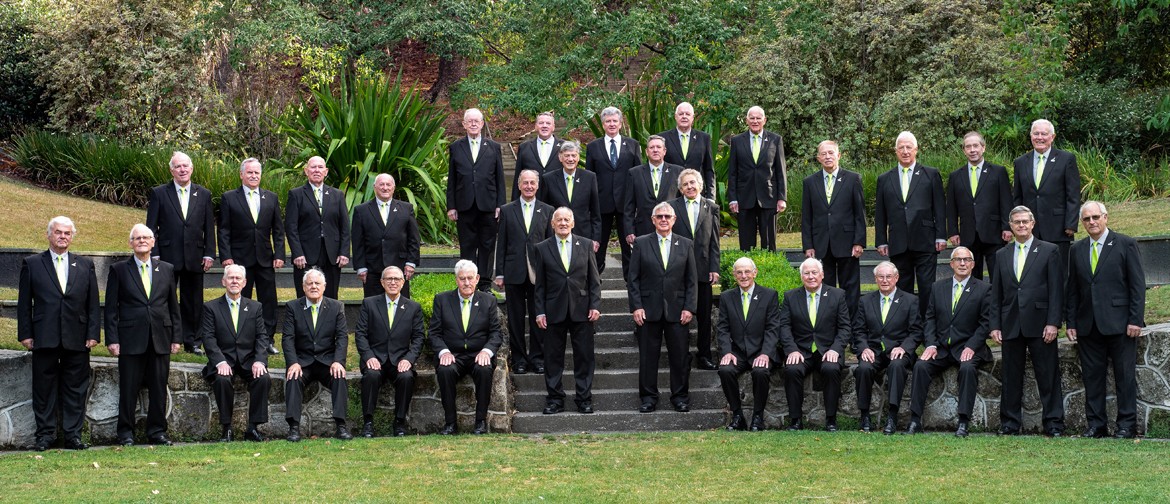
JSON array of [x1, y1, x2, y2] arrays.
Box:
[[130, 236, 154, 241], [951, 257, 975, 263], [1081, 214, 1105, 222], [383, 277, 405, 283], [652, 214, 673, 220], [1009, 219, 1032, 226]]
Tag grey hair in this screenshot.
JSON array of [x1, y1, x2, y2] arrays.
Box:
[[239, 157, 261, 173], [454, 259, 479, 276], [47, 216, 76, 235]]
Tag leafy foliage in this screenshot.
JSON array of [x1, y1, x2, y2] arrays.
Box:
[[407, 272, 456, 322], [0, 3, 47, 136], [719, 248, 802, 294]]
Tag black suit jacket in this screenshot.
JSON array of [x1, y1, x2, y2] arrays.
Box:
[[17, 251, 101, 349], [658, 128, 716, 199], [851, 289, 921, 356], [351, 198, 421, 275], [716, 285, 782, 361], [627, 233, 698, 322], [200, 296, 268, 375], [281, 297, 348, 367], [623, 162, 682, 236], [104, 258, 181, 354], [801, 169, 866, 256], [285, 183, 351, 264], [726, 130, 787, 209], [1013, 148, 1081, 242], [532, 234, 601, 324], [1066, 231, 1145, 335], [428, 290, 503, 356], [354, 294, 425, 367], [779, 286, 851, 358], [495, 198, 554, 284], [146, 182, 216, 271], [990, 239, 1064, 339], [584, 136, 642, 213], [217, 187, 286, 267], [447, 137, 506, 212], [874, 163, 946, 254], [922, 277, 993, 361], [669, 196, 721, 275], [946, 162, 1011, 245], [512, 137, 565, 201], [538, 169, 601, 242]]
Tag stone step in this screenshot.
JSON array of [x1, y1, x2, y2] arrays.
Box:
[[524, 347, 712, 371], [513, 386, 727, 412], [511, 408, 726, 433], [585, 330, 711, 350], [510, 368, 720, 390]]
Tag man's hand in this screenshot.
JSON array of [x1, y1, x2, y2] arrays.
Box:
[[1001, 230, 1012, 243], [536, 315, 548, 329], [222, 259, 235, 266], [776, 200, 787, 213], [860, 348, 875, 363], [397, 360, 413, 373], [18, 339, 32, 350], [890, 347, 906, 359], [592, 241, 600, 253], [85, 339, 98, 349], [366, 357, 381, 371], [680, 310, 693, 325], [920, 346, 938, 361], [1127, 324, 1142, 338], [786, 351, 804, 365], [935, 240, 947, 252], [632, 309, 646, 326], [329, 362, 346, 379], [877, 245, 889, 257], [720, 353, 737, 366], [1066, 328, 1078, 342], [990, 329, 1002, 344], [475, 350, 492, 367], [625, 234, 635, 245], [170, 343, 181, 354], [852, 245, 864, 258], [201, 257, 213, 272], [709, 272, 720, 284], [252, 362, 267, 378], [729, 202, 739, 214], [1042, 324, 1058, 344], [439, 352, 455, 366], [495, 207, 501, 220], [293, 256, 307, 268], [1064, 228, 1076, 238], [752, 354, 771, 368], [823, 349, 840, 363], [494, 277, 504, 290], [273, 259, 285, 269], [960, 347, 975, 362], [948, 235, 961, 247], [287, 363, 302, 380], [805, 249, 816, 259], [447, 209, 458, 221], [216, 362, 233, 376], [337, 255, 349, 267], [404, 265, 415, 280], [588, 309, 600, 322], [358, 270, 368, 285], [107, 343, 120, 357]]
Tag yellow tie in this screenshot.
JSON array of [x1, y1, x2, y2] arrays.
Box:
[[659, 236, 669, 268], [314, 186, 323, 211], [560, 239, 570, 271], [808, 292, 817, 329], [751, 135, 760, 163], [681, 133, 690, 158], [380, 201, 389, 225], [179, 187, 189, 219], [1091, 242, 1100, 274], [742, 291, 749, 320], [55, 255, 67, 291], [230, 299, 239, 331], [901, 167, 911, 201], [249, 189, 259, 222], [566, 175, 574, 202], [388, 299, 396, 328], [969, 166, 979, 197], [311, 304, 318, 329], [470, 138, 479, 163], [539, 139, 551, 166], [880, 295, 890, 323], [687, 199, 698, 232], [652, 166, 660, 195], [1016, 243, 1026, 280], [461, 298, 471, 331], [1035, 154, 1045, 188], [952, 283, 961, 313], [523, 202, 532, 233], [826, 174, 834, 203], [140, 262, 151, 297]]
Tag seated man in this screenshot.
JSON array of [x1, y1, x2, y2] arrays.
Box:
[[282, 268, 351, 441], [354, 266, 424, 437], [716, 257, 781, 431], [779, 258, 851, 432], [852, 261, 921, 434], [200, 265, 271, 442]]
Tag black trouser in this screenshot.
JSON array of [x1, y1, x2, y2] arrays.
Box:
[[505, 282, 543, 369], [285, 362, 349, 426], [853, 352, 915, 414], [1078, 328, 1137, 432], [821, 253, 860, 315], [910, 351, 986, 421], [31, 347, 91, 441], [208, 365, 271, 426], [175, 269, 204, 348], [890, 250, 937, 318], [637, 320, 691, 405], [241, 264, 278, 336], [294, 240, 342, 300], [695, 280, 714, 361], [718, 357, 772, 415], [456, 208, 498, 289], [598, 212, 632, 278], [783, 352, 841, 421], [737, 207, 777, 251], [543, 320, 595, 406], [360, 364, 416, 422], [436, 352, 495, 423], [1000, 337, 1064, 432], [117, 349, 171, 440], [967, 237, 1004, 282]]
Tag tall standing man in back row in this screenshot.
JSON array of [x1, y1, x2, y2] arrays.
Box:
[[727, 106, 787, 251], [658, 102, 715, 199], [448, 108, 506, 292], [285, 155, 350, 300], [512, 112, 564, 201], [1013, 119, 1080, 272], [586, 106, 642, 278], [946, 132, 1011, 281]]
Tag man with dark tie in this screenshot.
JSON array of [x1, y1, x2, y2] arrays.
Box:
[[199, 265, 270, 443], [354, 266, 424, 438], [285, 155, 350, 300], [779, 258, 851, 432], [802, 140, 866, 311], [727, 106, 788, 251], [430, 260, 504, 435], [532, 207, 601, 414], [658, 102, 715, 199], [1013, 119, 1081, 271], [670, 169, 721, 370], [628, 202, 697, 413], [585, 106, 642, 277], [495, 170, 554, 375], [18, 216, 100, 451], [146, 151, 215, 354], [539, 141, 601, 249], [105, 224, 181, 446], [446, 108, 506, 291], [218, 157, 285, 355], [875, 131, 946, 317], [908, 246, 993, 437], [946, 131, 1011, 281], [851, 261, 921, 434], [352, 173, 421, 298], [990, 206, 1065, 436], [1066, 201, 1145, 439], [716, 257, 780, 431], [512, 112, 564, 200], [624, 135, 681, 241], [282, 268, 351, 442]]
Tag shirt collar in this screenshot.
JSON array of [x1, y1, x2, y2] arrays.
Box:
[[174, 181, 191, 192], [953, 277, 968, 290], [242, 185, 260, 193], [657, 232, 673, 241], [606, 133, 622, 144], [305, 298, 321, 310], [520, 196, 536, 204], [740, 285, 755, 298], [225, 294, 242, 305], [50, 250, 68, 262], [1016, 236, 1035, 250], [468, 135, 482, 143], [385, 293, 401, 305], [1092, 229, 1110, 246], [134, 256, 151, 269], [970, 161, 983, 170], [650, 162, 663, 171]]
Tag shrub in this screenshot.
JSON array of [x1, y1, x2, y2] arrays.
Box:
[[719, 248, 802, 294], [1054, 78, 1164, 167], [0, 4, 47, 137], [408, 272, 456, 322]]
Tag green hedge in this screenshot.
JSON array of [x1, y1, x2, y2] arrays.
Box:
[[719, 248, 802, 294], [408, 273, 455, 322]]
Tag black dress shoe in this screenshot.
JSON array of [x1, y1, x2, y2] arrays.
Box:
[[361, 421, 375, 438], [473, 420, 488, 435], [266, 344, 279, 355], [513, 363, 528, 375], [543, 403, 565, 415], [439, 423, 457, 435], [218, 426, 233, 442], [393, 422, 408, 437], [883, 417, 898, 435], [335, 425, 354, 440], [1082, 427, 1108, 438], [64, 438, 89, 450], [1046, 428, 1063, 438], [577, 402, 594, 414], [999, 427, 1020, 436], [786, 420, 804, 431], [639, 402, 656, 413], [825, 422, 839, 433], [750, 414, 766, 432], [1114, 428, 1135, 439], [697, 357, 718, 371], [287, 426, 302, 442], [244, 427, 265, 442], [118, 437, 135, 447], [904, 421, 923, 435], [955, 422, 970, 438], [859, 415, 872, 433], [34, 438, 51, 452], [673, 402, 690, 413], [727, 413, 747, 431], [147, 434, 173, 446], [534, 365, 546, 374]]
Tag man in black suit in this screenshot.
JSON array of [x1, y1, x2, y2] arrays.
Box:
[[851, 261, 921, 434], [18, 216, 100, 451], [990, 206, 1065, 436], [105, 224, 182, 446], [727, 106, 788, 251], [670, 168, 721, 370], [802, 140, 866, 312], [658, 102, 715, 199], [585, 106, 642, 277], [495, 170, 554, 375], [628, 202, 697, 413], [779, 258, 851, 432], [946, 132, 1011, 281], [875, 131, 946, 317], [285, 155, 350, 300], [145, 151, 215, 354], [354, 266, 425, 438], [533, 208, 601, 414], [1066, 201, 1146, 439], [352, 173, 421, 298], [716, 257, 780, 431], [282, 268, 351, 442], [908, 246, 993, 437], [199, 265, 270, 442], [539, 141, 601, 248], [623, 135, 681, 240], [512, 112, 564, 200], [1013, 118, 1081, 271], [446, 108, 506, 291], [218, 157, 285, 354], [430, 261, 503, 434]]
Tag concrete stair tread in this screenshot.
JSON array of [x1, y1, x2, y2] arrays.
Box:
[[511, 408, 727, 433]]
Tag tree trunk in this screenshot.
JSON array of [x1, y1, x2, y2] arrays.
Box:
[[428, 54, 467, 103]]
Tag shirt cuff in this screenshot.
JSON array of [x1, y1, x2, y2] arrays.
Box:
[[483, 349, 495, 358], [438, 349, 451, 357], [405, 262, 416, 269], [357, 268, 368, 275], [202, 256, 213, 262]]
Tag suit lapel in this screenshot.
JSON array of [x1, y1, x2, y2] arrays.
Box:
[[973, 166, 987, 199], [38, 252, 64, 295], [1020, 243, 1042, 281], [1095, 237, 1116, 277], [905, 163, 924, 200], [165, 184, 186, 222], [741, 290, 759, 327], [218, 298, 237, 336]]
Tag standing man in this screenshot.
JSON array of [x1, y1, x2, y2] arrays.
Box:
[[282, 268, 351, 442], [779, 258, 851, 432], [946, 131, 1011, 281], [146, 151, 214, 354], [532, 207, 601, 414], [624, 135, 681, 240], [670, 168, 721, 370], [874, 131, 946, 317], [727, 106, 788, 251], [352, 173, 421, 297], [285, 155, 350, 300], [512, 112, 564, 200], [354, 266, 424, 438], [18, 216, 100, 451], [495, 170, 554, 375], [539, 142, 601, 248], [200, 265, 270, 443], [851, 261, 921, 434], [1013, 119, 1080, 270], [218, 157, 285, 355], [802, 140, 866, 311], [430, 260, 503, 435], [105, 224, 181, 446], [716, 257, 781, 431], [1066, 201, 1145, 439], [585, 106, 642, 277], [628, 202, 697, 413], [990, 206, 1065, 436], [447, 107, 506, 291], [658, 101, 715, 199]]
